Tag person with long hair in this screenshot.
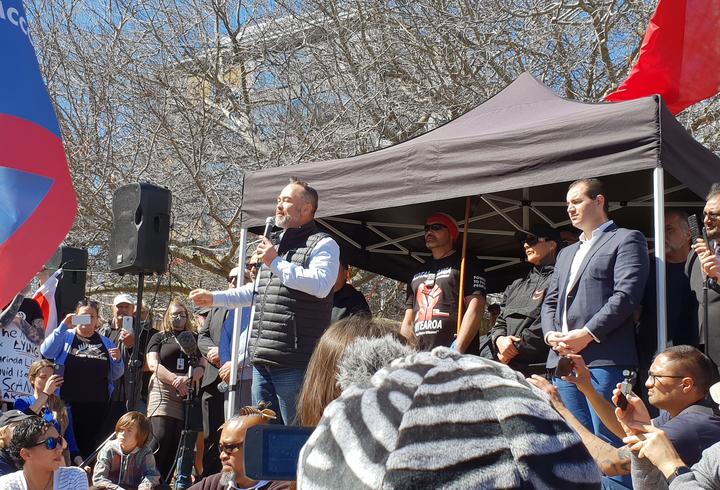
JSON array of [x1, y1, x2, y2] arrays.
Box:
[[296, 316, 407, 427], [40, 299, 124, 458], [0, 416, 67, 489], [146, 299, 205, 482], [14, 360, 82, 465]]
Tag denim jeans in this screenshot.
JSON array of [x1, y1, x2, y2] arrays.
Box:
[[554, 366, 633, 488], [252, 365, 307, 425]]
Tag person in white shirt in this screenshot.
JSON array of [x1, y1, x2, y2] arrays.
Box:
[[190, 178, 339, 425]]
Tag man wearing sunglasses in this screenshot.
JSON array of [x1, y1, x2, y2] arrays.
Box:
[[489, 225, 559, 377], [401, 212, 486, 352], [188, 407, 286, 490], [687, 182, 720, 366]]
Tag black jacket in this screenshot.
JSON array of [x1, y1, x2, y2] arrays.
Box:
[[331, 283, 371, 324], [490, 265, 554, 376]]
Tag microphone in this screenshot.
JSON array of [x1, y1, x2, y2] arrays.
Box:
[[176, 330, 199, 367]]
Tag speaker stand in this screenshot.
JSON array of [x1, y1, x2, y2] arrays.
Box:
[[126, 273, 145, 412]]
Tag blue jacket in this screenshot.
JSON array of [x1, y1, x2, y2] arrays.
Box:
[[40, 322, 125, 397], [541, 223, 649, 369], [14, 395, 80, 456]]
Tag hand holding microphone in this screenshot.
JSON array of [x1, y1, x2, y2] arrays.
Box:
[[255, 217, 277, 267]]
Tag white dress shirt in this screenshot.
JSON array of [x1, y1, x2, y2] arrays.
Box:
[[561, 220, 615, 337], [212, 235, 339, 309]]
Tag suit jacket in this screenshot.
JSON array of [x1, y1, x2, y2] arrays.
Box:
[[541, 223, 649, 369], [198, 307, 227, 388]]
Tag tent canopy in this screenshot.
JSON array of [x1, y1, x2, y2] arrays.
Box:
[[240, 73, 720, 291]]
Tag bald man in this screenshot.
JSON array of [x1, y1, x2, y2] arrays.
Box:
[[189, 407, 289, 489]]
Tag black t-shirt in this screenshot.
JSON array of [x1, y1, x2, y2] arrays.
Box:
[[61, 333, 110, 403], [147, 331, 200, 375], [405, 253, 486, 350], [331, 284, 371, 324]]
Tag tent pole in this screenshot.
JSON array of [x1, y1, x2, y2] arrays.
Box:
[[653, 168, 667, 356], [457, 197, 472, 336], [227, 227, 248, 420]]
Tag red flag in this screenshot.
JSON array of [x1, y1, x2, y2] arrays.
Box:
[[605, 0, 720, 115]]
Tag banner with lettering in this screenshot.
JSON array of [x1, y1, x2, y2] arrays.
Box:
[[0, 1, 77, 308], [0, 317, 42, 402]]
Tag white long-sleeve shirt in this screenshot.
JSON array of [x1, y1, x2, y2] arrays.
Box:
[[213, 235, 339, 309]]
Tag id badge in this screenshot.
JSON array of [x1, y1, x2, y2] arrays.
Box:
[[176, 358, 185, 371]]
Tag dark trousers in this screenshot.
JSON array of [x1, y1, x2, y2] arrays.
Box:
[[69, 401, 109, 458], [150, 415, 183, 482], [201, 382, 225, 477]]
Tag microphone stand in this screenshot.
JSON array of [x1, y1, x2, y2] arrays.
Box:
[[126, 273, 145, 412], [170, 359, 199, 489]]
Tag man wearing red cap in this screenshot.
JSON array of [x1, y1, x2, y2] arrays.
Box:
[[401, 213, 486, 352]]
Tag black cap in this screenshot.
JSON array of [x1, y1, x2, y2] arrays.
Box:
[[514, 225, 561, 245], [0, 410, 32, 427]]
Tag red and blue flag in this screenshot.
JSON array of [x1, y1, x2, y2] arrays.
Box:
[[0, 1, 77, 307]]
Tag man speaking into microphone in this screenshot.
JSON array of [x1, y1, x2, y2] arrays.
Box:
[[190, 178, 339, 425]]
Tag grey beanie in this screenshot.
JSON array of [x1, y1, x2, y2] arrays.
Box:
[[298, 347, 601, 489]]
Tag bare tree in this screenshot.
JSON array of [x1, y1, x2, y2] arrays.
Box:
[[25, 0, 720, 317]]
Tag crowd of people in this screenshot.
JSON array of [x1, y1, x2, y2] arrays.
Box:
[[1, 176, 720, 489]]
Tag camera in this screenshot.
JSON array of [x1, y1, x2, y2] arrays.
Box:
[[616, 370, 636, 410], [244, 425, 314, 481], [554, 356, 575, 378]]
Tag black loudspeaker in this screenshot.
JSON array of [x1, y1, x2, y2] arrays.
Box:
[[109, 183, 172, 275], [46, 246, 88, 318]]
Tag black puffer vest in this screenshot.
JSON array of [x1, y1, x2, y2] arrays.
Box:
[[251, 221, 334, 368]]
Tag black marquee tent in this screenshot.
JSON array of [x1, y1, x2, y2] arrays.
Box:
[[240, 73, 720, 287]]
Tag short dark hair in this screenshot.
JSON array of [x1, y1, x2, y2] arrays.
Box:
[[9, 416, 53, 467], [569, 178, 609, 214], [659, 345, 719, 394], [665, 208, 690, 231], [289, 177, 319, 213], [706, 183, 720, 201]]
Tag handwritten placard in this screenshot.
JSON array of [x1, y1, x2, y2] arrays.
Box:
[[0, 317, 41, 403]]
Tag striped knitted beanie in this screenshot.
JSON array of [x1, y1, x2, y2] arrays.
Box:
[[298, 347, 601, 489]]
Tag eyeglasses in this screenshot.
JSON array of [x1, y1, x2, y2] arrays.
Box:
[[77, 299, 99, 309], [424, 223, 447, 232], [32, 436, 65, 450], [219, 442, 243, 454], [524, 235, 548, 246], [647, 372, 687, 383], [170, 313, 187, 319], [704, 212, 720, 221]]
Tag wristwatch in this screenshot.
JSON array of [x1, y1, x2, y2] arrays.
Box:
[[666, 465, 691, 483]]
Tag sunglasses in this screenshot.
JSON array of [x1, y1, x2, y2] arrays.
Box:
[[424, 223, 447, 232], [219, 442, 243, 454], [523, 235, 549, 246], [32, 436, 64, 450], [77, 299, 100, 308]]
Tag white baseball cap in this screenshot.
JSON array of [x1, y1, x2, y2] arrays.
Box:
[[710, 381, 720, 405], [113, 293, 135, 306]]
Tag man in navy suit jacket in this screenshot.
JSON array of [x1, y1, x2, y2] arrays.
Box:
[[541, 178, 649, 485]]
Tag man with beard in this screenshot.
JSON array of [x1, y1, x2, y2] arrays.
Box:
[[188, 407, 289, 490], [400, 213, 486, 352], [190, 178, 339, 426], [687, 183, 720, 366], [489, 225, 559, 377]]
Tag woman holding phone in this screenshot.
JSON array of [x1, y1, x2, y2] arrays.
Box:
[[14, 359, 82, 465], [40, 299, 124, 458]]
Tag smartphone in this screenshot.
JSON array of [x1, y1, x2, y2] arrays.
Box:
[[73, 314, 91, 325], [244, 425, 314, 481], [616, 370, 636, 410], [122, 316, 133, 333], [554, 356, 575, 378]]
